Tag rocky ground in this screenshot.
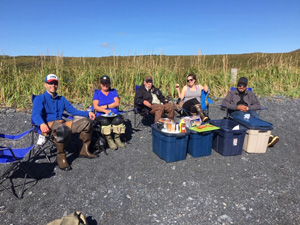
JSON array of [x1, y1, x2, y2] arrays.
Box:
[[0, 97, 299, 225]]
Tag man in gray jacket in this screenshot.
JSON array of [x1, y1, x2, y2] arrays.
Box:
[[222, 77, 279, 147]]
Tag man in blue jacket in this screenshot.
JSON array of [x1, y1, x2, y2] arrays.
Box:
[[32, 74, 97, 171]]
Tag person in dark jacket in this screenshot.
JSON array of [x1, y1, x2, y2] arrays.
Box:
[[32, 74, 97, 171], [222, 77, 279, 147], [134, 76, 175, 123]]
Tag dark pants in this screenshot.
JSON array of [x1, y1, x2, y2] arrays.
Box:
[[182, 98, 201, 114]]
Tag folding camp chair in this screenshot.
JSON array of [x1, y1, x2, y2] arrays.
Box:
[[221, 87, 267, 118], [133, 85, 155, 128], [0, 128, 38, 199]]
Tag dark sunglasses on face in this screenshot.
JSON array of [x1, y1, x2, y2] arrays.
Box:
[[187, 79, 194, 82], [47, 81, 58, 85], [238, 84, 246, 88]]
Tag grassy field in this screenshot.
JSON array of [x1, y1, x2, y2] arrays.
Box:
[[0, 52, 299, 110]]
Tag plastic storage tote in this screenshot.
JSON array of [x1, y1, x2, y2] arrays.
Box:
[[210, 119, 247, 156], [152, 124, 189, 162], [231, 116, 273, 153], [187, 125, 220, 157]]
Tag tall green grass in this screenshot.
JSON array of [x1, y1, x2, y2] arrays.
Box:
[[0, 52, 299, 110]]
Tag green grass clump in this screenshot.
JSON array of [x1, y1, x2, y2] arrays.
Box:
[[0, 52, 299, 110]]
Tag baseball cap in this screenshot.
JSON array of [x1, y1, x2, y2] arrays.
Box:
[[45, 74, 59, 83], [100, 75, 110, 84], [237, 77, 248, 86], [144, 76, 153, 83]]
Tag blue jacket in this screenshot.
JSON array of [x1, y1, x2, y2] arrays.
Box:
[[32, 91, 89, 126]]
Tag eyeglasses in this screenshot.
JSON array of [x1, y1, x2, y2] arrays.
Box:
[[238, 84, 246, 88], [187, 79, 194, 82], [47, 81, 58, 85]]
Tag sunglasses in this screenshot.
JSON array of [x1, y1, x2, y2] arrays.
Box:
[[238, 84, 246, 88], [187, 79, 194, 82], [47, 81, 58, 85]]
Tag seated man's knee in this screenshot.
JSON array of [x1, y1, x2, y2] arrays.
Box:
[[72, 116, 92, 133], [164, 102, 174, 111], [52, 124, 71, 143]]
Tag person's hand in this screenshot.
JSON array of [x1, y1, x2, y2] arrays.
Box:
[[238, 105, 248, 112], [40, 123, 50, 134], [203, 84, 209, 92], [175, 83, 180, 90], [88, 112, 96, 120], [164, 99, 169, 103], [143, 100, 152, 108], [103, 109, 111, 114]]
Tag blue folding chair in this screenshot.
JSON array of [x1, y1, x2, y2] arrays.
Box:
[[221, 87, 267, 118], [0, 128, 38, 199]]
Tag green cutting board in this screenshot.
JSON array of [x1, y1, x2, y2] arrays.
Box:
[[188, 124, 220, 133]]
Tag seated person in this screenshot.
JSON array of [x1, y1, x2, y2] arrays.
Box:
[[32, 74, 97, 171], [134, 75, 175, 123], [92, 75, 126, 150], [175, 73, 209, 122], [222, 77, 279, 147]]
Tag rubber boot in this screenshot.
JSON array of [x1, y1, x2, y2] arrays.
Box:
[[114, 133, 125, 148], [79, 132, 98, 158], [194, 104, 209, 122], [55, 142, 72, 171], [105, 134, 118, 150]]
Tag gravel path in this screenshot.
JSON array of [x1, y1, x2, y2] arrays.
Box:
[[0, 97, 299, 225]]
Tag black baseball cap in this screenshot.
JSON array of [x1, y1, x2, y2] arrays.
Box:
[[144, 76, 153, 83], [237, 77, 248, 86], [100, 75, 110, 84]]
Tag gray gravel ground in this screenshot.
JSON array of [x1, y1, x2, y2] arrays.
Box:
[[0, 97, 299, 225]]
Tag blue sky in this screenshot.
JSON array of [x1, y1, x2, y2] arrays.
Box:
[[0, 0, 299, 57]]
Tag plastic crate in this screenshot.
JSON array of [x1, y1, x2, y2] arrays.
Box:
[[151, 124, 189, 162], [243, 129, 271, 153], [231, 117, 273, 153], [210, 119, 247, 156], [187, 129, 214, 157]]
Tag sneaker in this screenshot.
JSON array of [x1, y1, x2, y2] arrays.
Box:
[[268, 134, 274, 144], [268, 136, 279, 147]]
